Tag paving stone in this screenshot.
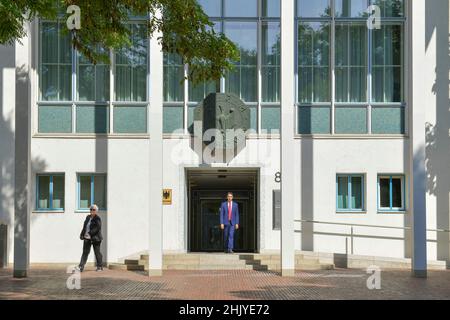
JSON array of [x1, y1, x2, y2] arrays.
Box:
[[0, 266, 449, 300]]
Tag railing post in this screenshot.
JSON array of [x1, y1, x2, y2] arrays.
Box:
[[351, 226, 354, 255]]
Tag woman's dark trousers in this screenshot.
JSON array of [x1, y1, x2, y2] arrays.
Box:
[[79, 240, 103, 268]]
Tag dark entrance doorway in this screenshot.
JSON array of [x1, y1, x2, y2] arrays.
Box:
[[187, 169, 258, 253]]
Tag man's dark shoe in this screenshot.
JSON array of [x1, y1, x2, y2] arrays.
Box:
[[77, 265, 84, 272]]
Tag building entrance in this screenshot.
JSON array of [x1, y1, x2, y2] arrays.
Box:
[[187, 169, 258, 252]]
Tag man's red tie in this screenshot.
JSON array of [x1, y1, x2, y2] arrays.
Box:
[[228, 202, 232, 221]]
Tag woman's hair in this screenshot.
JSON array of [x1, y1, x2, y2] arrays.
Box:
[[90, 204, 99, 211]]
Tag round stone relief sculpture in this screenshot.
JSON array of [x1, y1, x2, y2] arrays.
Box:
[[193, 93, 250, 150]]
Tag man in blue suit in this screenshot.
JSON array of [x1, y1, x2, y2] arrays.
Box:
[[220, 192, 239, 253]]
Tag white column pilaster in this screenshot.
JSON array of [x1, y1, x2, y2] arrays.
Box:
[[13, 22, 31, 278], [409, 0, 427, 278], [280, 0, 296, 277], [148, 18, 164, 276]]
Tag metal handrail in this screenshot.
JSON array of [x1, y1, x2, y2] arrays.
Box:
[[294, 219, 450, 233]]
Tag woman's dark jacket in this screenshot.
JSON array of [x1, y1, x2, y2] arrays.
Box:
[[79, 215, 103, 242]]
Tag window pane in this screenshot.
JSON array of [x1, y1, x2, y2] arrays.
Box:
[[351, 176, 363, 209], [188, 105, 198, 134], [371, 107, 405, 134], [52, 175, 65, 209], [38, 106, 72, 133], [262, 0, 280, 17], [262, 67, 280, 103], [314, 67, 330, 102], [372, 24, 403, 103], [335, 0, 368, 17], [225, 0, 257, 17], [335, 107, 367, 134], [78, 56, 110, 101], [59, 25, 72, 64], [79, 176, 91, 209], [337, 176, 348, 209], [94, 175, 107, 209], [298, 106, 331, 134], [197, 0, 221, 16], [262, 22, 281, 103], [335, 23, 367, 102], [41, 22, 58, 63], [114, 106, 147, 133], [372, 0, 404, 17], [391, 177, 402, 208], [379, 178, 390, 208], [224, 22, 258, 102], [115, 24, 147, 101], [38, 176, 50, 209], [189, 81, 218, 102], [164, 53, 184, 102], [249, 105, 257, 132], [261, 107, 280, 132], [297, 0, 331, 17], [115, 65, 131, 101], [76, 106, 109, 133], [163, 106, 184, 133], [297, 22, 330, 103], [59, 65, 72, 101]]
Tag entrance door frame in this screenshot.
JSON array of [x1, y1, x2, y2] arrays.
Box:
[[184, 167, 260, 253]]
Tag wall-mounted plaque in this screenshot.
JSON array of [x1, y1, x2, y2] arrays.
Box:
[[163, 189, 172, 205]]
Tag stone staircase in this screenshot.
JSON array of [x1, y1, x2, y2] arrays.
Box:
[[108, 253, 334, 272]]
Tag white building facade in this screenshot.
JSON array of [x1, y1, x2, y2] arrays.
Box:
[[0, 0, 448, 276]]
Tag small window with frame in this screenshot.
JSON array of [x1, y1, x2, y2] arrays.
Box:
[[36, 174, 65, 211], [378, 175, 405, 212]]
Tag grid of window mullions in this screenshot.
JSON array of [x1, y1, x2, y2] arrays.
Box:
[[38, 20, 150, 135], [295, 1, 406, 135], [164, 11, 281, 135]]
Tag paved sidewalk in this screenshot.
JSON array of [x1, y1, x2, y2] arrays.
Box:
[[0, 266, 449, 300]]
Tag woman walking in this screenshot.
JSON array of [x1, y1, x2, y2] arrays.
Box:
[[77, 204, 103, 272]]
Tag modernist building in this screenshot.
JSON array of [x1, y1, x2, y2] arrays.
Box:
[[0, 0, 448, 276]]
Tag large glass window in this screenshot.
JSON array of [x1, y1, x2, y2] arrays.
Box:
[[78, 174, 107, 210], [335, 22, 367, 102], [38, 19, 148, 134], [40, 21, 72, 101], [115, 23, 147, 102], [296, 0, 405, 135], [36, 174, 65, 211], [225, 21, 258, 103], [298, 22, 330, 103], [167, 0, 281, 135], [372, 23, 403, 103], [163, 53, 184, 103], [262, 22, 281, 103]]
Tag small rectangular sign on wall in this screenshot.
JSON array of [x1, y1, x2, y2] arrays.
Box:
[[273, 190, 281, 230], [163, 189, 172, 205]]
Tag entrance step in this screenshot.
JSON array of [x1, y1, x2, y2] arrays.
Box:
[[108, 263, 145, 271], [111, 253, 334, 272]]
